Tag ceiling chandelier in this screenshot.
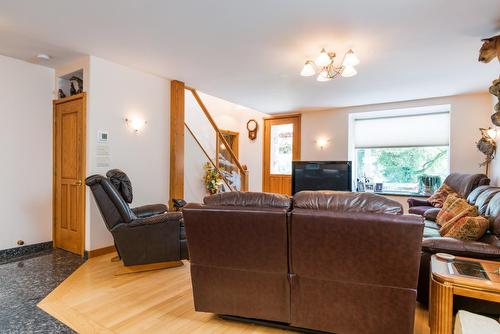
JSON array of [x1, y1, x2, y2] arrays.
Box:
[[300, 48, 360, 82]]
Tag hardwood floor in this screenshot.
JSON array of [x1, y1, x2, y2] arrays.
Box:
[[38, 253, 430, 334]]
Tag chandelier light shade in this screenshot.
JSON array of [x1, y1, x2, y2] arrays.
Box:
[[342, 49, 360, 67], [316, 69, 331, 82], [315, 48, 332, 67], [341, 65, 357, 77], [300, 61, 316, 76], [301, 47, 359, 82]]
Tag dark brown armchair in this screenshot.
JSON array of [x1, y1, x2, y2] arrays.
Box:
[[85, 169, 188, 266]]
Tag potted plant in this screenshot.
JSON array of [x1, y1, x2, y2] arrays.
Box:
[[418, 175, 442, 195], [204, 162, 224, 195]]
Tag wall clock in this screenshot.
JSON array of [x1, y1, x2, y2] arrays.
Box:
[[247, 119, 258, 140]]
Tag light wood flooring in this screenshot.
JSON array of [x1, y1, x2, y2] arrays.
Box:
[[38, 253, 430, 334]]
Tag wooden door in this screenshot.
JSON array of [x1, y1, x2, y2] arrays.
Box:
[[263, 115, 301, 195], [53, 93, 86, 255]]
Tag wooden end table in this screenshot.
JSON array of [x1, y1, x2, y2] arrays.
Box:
[[429, 255, 500, 334]]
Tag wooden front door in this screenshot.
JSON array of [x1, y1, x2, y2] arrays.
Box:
[[263, 115, 301, 195], [53, 93, 86, 255]]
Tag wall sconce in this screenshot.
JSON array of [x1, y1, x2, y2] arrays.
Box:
[[125, 117, 147, 133], [315, 137, 331, 150]]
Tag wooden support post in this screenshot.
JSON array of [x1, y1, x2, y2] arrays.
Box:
[[169, 80, 185, 209]]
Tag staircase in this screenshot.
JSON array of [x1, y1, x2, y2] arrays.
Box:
[[184, 87, 248, 195]]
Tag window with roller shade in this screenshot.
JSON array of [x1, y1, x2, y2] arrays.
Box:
[[352, 107, 450, 194]]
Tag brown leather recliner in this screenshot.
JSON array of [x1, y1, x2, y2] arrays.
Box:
[[184, 191, 424, 334], [85, 170, 188, 266], [408, 173, 490, 216], [183, 192, 292, 323]]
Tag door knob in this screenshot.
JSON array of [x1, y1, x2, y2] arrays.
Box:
[[75, 180, 82, 186]]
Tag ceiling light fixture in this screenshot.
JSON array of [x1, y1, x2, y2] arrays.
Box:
[[36, 53, 51, 60], [301, 48, 359, 82]]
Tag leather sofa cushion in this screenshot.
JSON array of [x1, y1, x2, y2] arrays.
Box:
[[486, 193, 500, 236], [467, 185, 492, 205], [106, 169, 133, 203], [293, 191, 403, 214], [424, 220, 440, 230], [423, 227, 441, 238], [444, 173, 489, 198], [474, 187, 500, 215], [409, 205, 434, 216], [422, 236, 500, 258], [423, 220, 440, 238], [424, 208, 441, 221], [203, 191, 291, 209]]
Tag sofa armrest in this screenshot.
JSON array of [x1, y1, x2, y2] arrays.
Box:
[[407, 198, 432, 207], [132, 203, 168, 218], [424, 208, 441, 221], [422, 237, 500, 259], [128, 212, 182, 227]]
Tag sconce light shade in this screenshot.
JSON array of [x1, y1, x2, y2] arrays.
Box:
[[316, 137, 330, 150], [125, 117, 147, 133], [487, 128, 497, 140]]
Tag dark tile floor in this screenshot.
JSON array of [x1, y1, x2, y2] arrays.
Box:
[[0, 249, 85, 334]]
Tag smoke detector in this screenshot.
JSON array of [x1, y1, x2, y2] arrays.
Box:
[[36, 54, 51, 60]]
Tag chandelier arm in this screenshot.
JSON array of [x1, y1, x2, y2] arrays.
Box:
[[339, 51, 348, 68]]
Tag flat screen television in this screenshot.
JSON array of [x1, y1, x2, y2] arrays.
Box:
[[292, 161, 352, 195]]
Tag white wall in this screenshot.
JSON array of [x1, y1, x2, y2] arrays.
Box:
[[0, 55, 54, 249], [86, 56, 170, 250], [184, 91, 269, 203], [302, 92, 493, 173], [300, 92, 494, 212]]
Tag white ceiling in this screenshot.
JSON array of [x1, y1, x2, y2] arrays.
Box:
[[0, 0, 499, 113]]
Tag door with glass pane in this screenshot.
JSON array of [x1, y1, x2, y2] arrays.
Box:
[[263, 115, 301, 195]]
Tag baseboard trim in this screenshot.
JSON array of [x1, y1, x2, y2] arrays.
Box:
[[87, 245, 116, 258], [0, 241, 53, 264]]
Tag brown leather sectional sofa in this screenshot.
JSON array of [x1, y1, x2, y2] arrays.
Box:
[[417, 185, 500, 313], [184, 191, 424, 334]]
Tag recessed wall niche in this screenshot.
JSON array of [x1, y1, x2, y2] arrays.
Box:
[[57, 69, 84, 99]]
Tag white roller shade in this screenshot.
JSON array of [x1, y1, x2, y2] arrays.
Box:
[[354, 112, 450, 148]]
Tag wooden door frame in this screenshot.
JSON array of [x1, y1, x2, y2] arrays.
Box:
[[262, 114, 301, 192], [53, 92, 87, 256]]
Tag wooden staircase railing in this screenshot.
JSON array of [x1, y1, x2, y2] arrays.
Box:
[[185, 86, 249, 192], [184, 123, 235, 192]]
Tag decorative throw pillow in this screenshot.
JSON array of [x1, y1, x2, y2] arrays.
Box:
[[440, 216, 489, 241], [435, 194, 478, 227], [428, 184, 458, 208]]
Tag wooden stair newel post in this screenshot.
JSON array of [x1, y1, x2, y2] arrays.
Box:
[[170, 80, 185, 209]]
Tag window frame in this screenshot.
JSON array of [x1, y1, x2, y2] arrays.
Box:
[[348, 105, 451, 196]]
